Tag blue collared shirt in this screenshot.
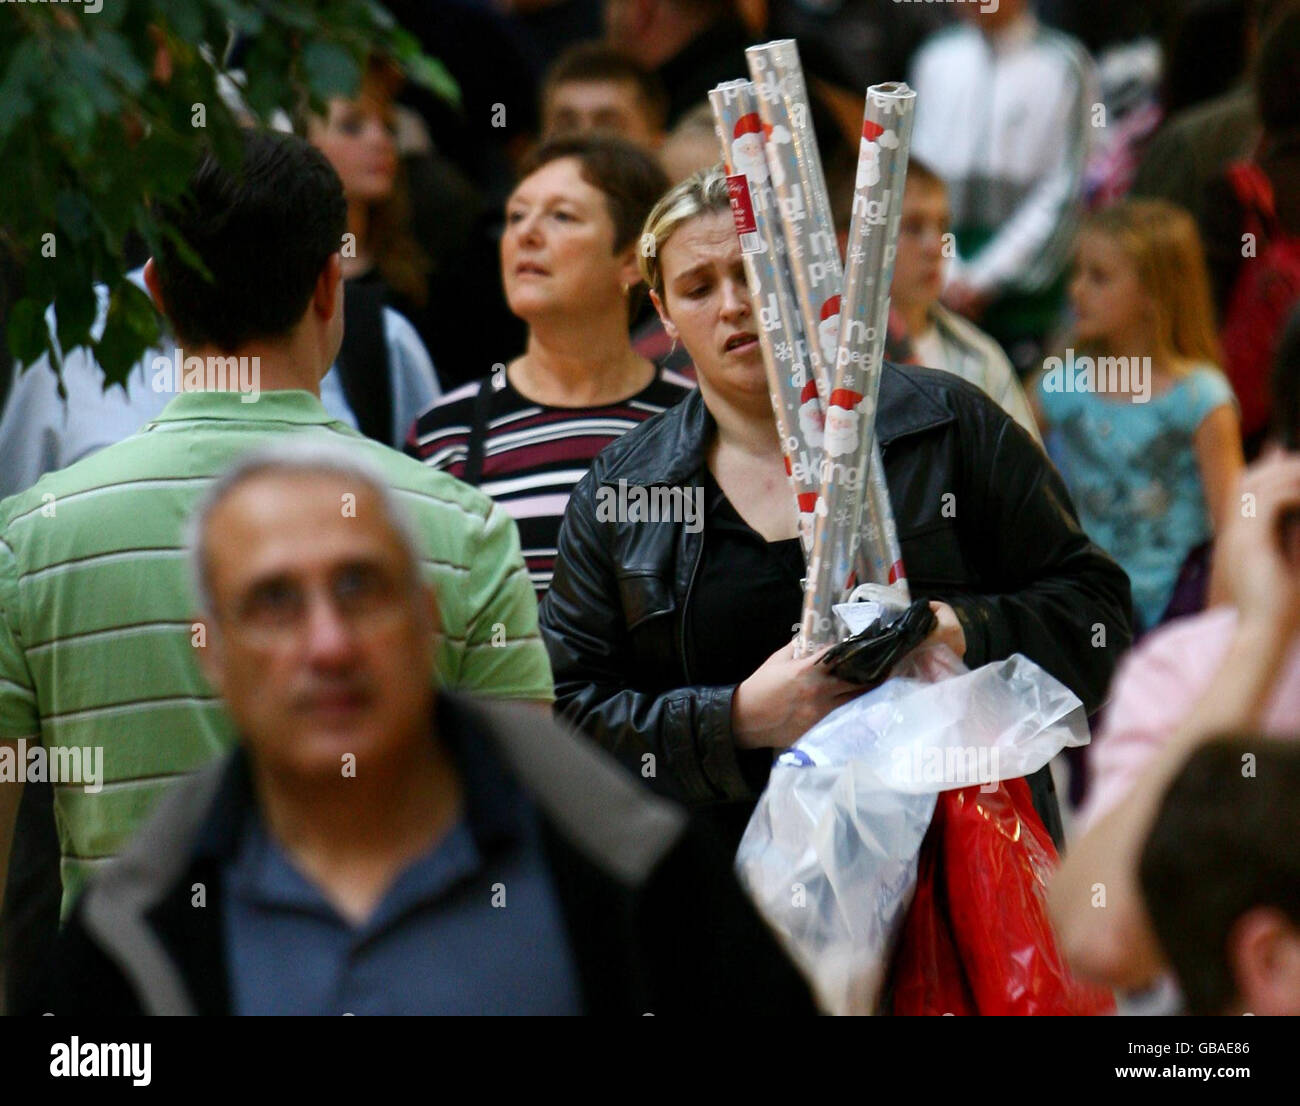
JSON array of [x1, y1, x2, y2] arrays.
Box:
[[220, 706, 583, 1016]]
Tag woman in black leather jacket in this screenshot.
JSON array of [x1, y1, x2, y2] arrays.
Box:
[[538, 167, 1133, 852]]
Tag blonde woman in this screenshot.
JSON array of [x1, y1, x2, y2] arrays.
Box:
[[541, 167, 1133, 853], [1032, 200, 1245, 634]]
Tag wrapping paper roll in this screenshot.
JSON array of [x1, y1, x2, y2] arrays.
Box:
[[744, 40, 912, 652], [745, 40, 841, 400], [710, 79, 824, 554], [800, 81, 917, 651]]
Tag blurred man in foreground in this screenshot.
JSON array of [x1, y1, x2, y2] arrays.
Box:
[[36, 442, 815, 1015]]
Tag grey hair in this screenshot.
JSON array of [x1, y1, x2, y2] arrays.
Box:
[[638, 162, 732, 300], [184, 436, 425, 618]]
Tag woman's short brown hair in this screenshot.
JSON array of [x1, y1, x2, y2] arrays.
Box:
[[515, 134, 670, 255]]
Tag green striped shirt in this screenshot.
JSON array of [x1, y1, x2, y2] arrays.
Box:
[[0, 390, 554, 911]]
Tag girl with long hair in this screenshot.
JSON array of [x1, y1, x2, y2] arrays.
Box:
[[1033, 199, 1244, 633]]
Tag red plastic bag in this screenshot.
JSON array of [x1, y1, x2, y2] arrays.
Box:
[[887, 808, 977, 1015], [889, 779, 1115, 1015]]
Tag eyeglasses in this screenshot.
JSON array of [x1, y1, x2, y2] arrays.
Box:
[[223, 563, 412, 642]]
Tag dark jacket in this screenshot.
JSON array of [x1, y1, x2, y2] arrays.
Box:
[[33, 695, 816, 1016], [539, 364, 1133, 818]]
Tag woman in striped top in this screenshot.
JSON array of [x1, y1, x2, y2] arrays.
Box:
[[406, 134, 693, 595]]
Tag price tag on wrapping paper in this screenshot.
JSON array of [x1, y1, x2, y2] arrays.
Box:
[[725, 174, 764, 254]]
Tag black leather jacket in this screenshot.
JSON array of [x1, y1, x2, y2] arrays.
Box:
[[539, 364, 1134, 810]]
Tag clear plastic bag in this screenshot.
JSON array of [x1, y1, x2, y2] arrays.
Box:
[[734, 646, 1089, 1014]]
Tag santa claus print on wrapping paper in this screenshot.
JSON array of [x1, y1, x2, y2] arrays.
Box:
[[817, 294, 841, 370], [796, 490, 820, 549], [797, 378, 824, 449], [730, 112, 792, 189], [731, 114, 767, 184], [856, 119, 900, 190], [823, 386, 864, 458]]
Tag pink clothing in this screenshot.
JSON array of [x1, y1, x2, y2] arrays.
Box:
[[1080, 605, 1300, 830]]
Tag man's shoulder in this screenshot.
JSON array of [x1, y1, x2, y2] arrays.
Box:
[[931, 306, 1011, 367], [1030, 21, 1093, 73], [0, 423, 179, 532], [349, 433, 495, 524], [0, 412, 497, 559], [447, 694, 687, 885], [914, 23, 975, 66]]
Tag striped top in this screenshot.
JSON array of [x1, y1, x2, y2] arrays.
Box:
[[0, 390, 553, 913], [406, 368, 695, 595]]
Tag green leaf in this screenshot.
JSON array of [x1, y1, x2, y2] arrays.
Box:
[[363, 0, 396, 32], [5, 0, 432, 390], [388, 30, 461, 107], [7, 298, 50, 367], [208, 0, 265, 34], [0, 37, 45, 144], [53, 272, 98, 357], [162, 0, 206, 42], [50, 80, 98, 149], [95, 281, 162, 388], [301, 39, 362, 100], [93, 0, 128, 30], [55, 191, 94, 244], [92, 30, 149, 95]]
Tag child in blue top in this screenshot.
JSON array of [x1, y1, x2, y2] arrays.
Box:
[[1033, 200, 1244, 633]]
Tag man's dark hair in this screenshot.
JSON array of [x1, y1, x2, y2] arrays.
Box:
[[541, 42, 669, 133], [1139, 736, 1300, 1014], [151, 129, 348, 351], [515, 133, 669, 255], [1256, 5, 1300, 135]]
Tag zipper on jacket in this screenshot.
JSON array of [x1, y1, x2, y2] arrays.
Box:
[[678, 503, 705, 685]]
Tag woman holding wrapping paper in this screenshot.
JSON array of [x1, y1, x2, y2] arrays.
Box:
[[539, 168, 1134, 853]]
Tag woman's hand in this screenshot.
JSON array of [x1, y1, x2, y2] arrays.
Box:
[[732, 640, 865, 750], [926, 600, 966, 658]]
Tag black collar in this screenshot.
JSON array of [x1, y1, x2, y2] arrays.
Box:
[[614, 362, 955, 487]]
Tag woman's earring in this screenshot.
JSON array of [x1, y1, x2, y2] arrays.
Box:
[[669, 336, 678, 356], [622, 282, 630, 296]]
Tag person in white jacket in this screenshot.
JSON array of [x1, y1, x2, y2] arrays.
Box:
[[908, 0, 1098, 374]]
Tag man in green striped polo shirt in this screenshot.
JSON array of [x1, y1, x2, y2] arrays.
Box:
[[0, 131, 553, 935]]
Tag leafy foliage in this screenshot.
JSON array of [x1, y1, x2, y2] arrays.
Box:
[[0, 0, 456, 388]]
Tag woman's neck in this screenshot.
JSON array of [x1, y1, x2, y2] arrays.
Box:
[[700, 377, 784, 458], [511, 317, 652, 407]]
